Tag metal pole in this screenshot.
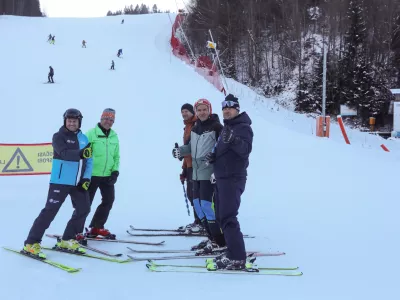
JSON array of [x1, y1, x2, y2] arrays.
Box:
[[208, 29, 229, 94], [178, 20, 196, 61], [322, 42, 327, 135]]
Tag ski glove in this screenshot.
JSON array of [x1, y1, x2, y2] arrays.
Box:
[[80, 143, 92, 159], [172, 147, 181, 159], [180, 168, 187, 184], [108, 171, 119, 185], [222, 127, 239, 144], [78, 178, 90, 191], [205, 151, 216, 164]]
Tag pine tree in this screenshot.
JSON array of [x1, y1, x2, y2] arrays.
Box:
[[338, 0, 368, 115], [139, 4, 149, 14]]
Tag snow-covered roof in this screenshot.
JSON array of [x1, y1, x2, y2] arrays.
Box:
[[390, 89, 400, 94]]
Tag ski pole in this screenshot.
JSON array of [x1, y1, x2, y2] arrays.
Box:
[[181, 182, 191, 216]]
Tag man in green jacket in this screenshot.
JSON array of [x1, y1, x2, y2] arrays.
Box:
[[85, 108, 120, 239]]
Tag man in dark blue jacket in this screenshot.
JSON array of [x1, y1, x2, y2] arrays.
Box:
[[23, 108, 93, 259], [206, 94, 253, 270]]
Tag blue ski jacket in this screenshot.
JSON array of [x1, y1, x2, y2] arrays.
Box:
[[50, 126, 93, 185]]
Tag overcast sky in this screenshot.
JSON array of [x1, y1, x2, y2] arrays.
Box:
[[39, 0, 188, 17]]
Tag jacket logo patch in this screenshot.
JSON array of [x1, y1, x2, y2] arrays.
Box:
[[67, 140, 76, 144]]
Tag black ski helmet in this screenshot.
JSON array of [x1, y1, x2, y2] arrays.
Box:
[[63, 108, 83, 128]]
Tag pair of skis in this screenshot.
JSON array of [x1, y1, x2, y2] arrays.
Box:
[[126, 246, 285, 258], [127, 225, 255, 238], [145, 259, 302, 276], [3, 244, 133, 273]]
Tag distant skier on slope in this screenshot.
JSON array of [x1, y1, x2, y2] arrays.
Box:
[[48, 66, 54, 83], [117, 49, 123, 57], [82, 40, 86, 48], [110, 60, 115, 70]]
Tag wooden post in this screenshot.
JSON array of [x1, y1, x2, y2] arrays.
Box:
[[316, 116, 331, 137]]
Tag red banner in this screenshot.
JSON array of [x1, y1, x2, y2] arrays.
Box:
[[170, 13, 226, 95]]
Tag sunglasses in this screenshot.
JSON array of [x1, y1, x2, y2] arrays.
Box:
[[221, 100, 238, 108]]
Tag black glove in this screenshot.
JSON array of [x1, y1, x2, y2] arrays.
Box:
[[80, 143, 92, 159], [222, 127, 238, 144], [180, 168, 187, 184], [108, 171, 119, 185], [77, 178, 90, 191], [205, 152, 216, 164]]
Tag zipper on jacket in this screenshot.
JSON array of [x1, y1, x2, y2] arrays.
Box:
[[58, 163, 63, 178], [194, 134, 200, 179], [103, 137, 109, 176]]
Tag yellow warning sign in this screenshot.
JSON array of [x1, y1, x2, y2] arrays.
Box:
[[0, 143, 53, 176]]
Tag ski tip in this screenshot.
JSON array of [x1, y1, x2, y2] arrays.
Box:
[[160, 241, 166, 244], [115, 253, 123, 257], [68, 268, 82, 273]]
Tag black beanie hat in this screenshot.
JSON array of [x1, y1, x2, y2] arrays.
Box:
[[223, 94, 240, 111], [181, 103, 194, 115]]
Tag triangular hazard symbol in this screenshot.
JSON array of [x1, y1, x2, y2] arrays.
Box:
[[2, 147, 34, 173]]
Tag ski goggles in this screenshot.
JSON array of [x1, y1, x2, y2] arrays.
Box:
[[101, 111, 115, 121], [221, 100, 239, 109]]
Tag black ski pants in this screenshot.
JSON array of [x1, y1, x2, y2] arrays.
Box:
[[48, 74, 54, 83], [25, 184, 90, 245], [88, 176, 115, 229], [214, 177, 247, 260]]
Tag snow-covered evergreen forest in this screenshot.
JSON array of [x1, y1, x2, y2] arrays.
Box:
[[182, 0, 400, 128]]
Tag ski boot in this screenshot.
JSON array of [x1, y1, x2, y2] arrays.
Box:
[[213, 256, 247, 270], [23, 243, 46, 259], [177, 222, 196, 232], [207, 258, 258, 272], [190, 238, 210, 251], [55, 239, 86, 254], [75, 233, 87, 246], [196, 240, 226, 256], [86, 227, 116, 240], [187, 223, 205, 234]]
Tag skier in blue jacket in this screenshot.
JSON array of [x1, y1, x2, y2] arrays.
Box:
[[23, 108, 93, 259]]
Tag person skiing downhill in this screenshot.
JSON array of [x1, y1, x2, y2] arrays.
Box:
[[205, 94, 254, 270], [172, 99, 225, 253], [84, 108, 120, 239], [177, 103, 202, 233], [23, 109, 93, 259], [117, 49, 123, 57], [47, 34, 52, 42], [110, 60, 115, 70], [48, 66, 54, 83], [82, 40, 86, 48]]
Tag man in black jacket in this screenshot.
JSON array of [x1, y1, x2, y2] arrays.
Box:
[[206, 94, 254, 270]]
